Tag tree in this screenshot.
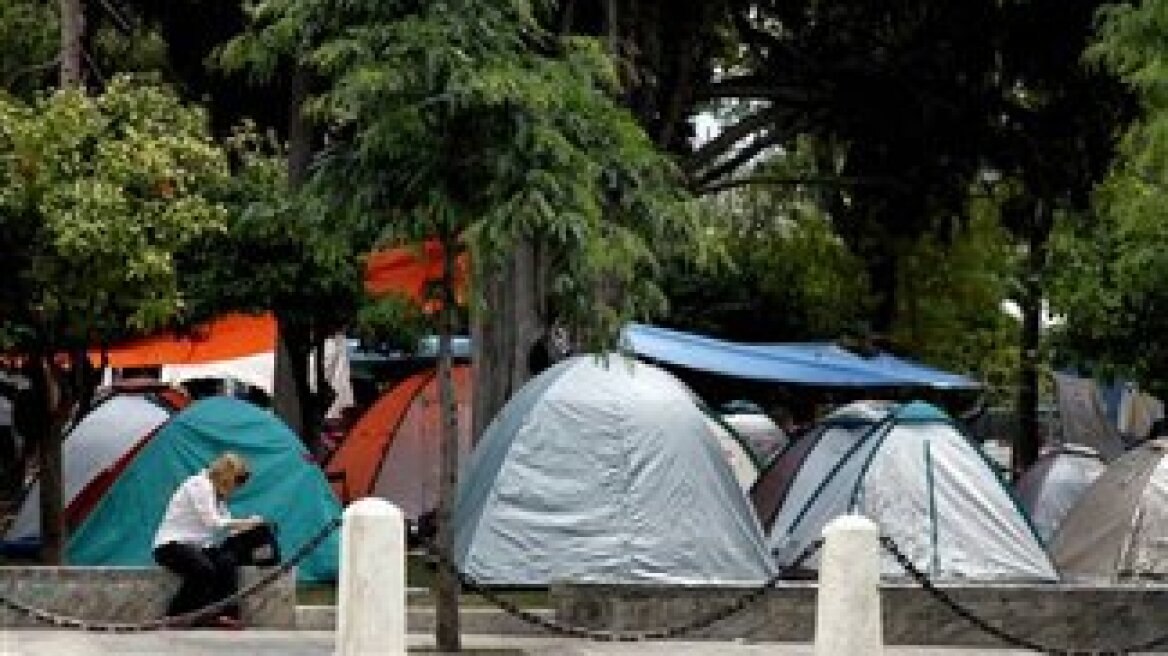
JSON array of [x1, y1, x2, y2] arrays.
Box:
[[1044, 0, 1168, 397], [227, 0, 703, 648], [0, 76, 233, 561], [173, 126, 364, 456], [0, 0, 57, 98]]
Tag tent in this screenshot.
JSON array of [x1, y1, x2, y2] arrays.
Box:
[[722, 412, 787, 462], [1014, 444, 1107, 544], [98, 316, 353, 419], [750, 400, 895, 532], [762, 401, 1056, 580], [1052, 372, 1127, 461], [4, 384, 189, 547], [67, 397, 341, 582], [1050, 439, 1168, 581], [704, 415, 762, 490], [326, 366, 473, 519], [621, 323, 982, 389], [453, 355, 775, 586]]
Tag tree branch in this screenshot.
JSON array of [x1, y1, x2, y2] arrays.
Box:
[[698, 174, 903, 196], [694, 77, 815, 103], [687, 106, 779, 174], [694, 131, 785, 189]]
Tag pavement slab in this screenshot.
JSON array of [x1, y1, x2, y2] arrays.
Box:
[[2, 631, 1161, 656]]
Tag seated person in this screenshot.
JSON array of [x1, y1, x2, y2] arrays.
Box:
[[152, 452, 265, 628]]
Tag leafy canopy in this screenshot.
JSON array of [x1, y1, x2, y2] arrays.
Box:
[[0, 76, 232, 349], [225, 0, 704, 345], [1044, 0, 1168, 393]]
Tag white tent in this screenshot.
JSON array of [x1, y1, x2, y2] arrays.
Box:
[[454, 354, 776, 585], [5, 392, 179, 544], [722, 412, 787, 461], [750, 400, 895, 532], [704, 416, 761, 490], [103, 333, 354, 420], [766, 401, 1056, 581], [1051, 439, 1168, 581], [1014, 444, 1106, 544]]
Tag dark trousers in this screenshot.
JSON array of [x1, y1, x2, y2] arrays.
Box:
[[152, 542, 240, 620]]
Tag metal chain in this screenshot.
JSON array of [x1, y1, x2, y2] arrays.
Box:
[[422, 538, 824, 642], [881, 535, 1168, 656], [0, 516, 342, 632]]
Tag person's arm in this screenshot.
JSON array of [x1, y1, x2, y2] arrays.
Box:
[[189, 477, 261, 532]]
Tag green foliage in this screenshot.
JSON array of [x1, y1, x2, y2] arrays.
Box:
[[1044, 0, 1168, 394], [173, 125, 362, 331], [662, 155, 871, 340], [225, 0, 702, 348], [0, 0, 57, 99], [0, 76, 231, 349], [351, 294, 428, 352], [891, 199, 1020, 403]]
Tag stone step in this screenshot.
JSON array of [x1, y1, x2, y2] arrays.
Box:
[[297, 604, 555, 635]]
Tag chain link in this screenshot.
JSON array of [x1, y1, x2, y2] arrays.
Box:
[[422, 537, 823, 642], [0, 516, 341, 632], [881, 535, 1168, 655]]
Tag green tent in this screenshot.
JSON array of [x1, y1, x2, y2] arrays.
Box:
[[67, 397, 340, 582]]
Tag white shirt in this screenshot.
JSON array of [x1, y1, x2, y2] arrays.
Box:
[[153, 471, 233, 548]]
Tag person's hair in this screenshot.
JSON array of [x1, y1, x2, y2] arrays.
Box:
[[208, 452, 250, 493]]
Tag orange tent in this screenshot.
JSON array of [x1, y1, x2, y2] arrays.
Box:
[[97, 313, 276, 368], [94, 242, 468, 367], [364, 239, 469, 308], [326, 365, 473, 518]]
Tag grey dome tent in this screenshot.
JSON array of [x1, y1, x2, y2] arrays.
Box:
[[1014, 444, 1107, 544], [1051, 439, 1168, 581], [764, 401, 1056, 581], [453, 354, 776, 586], [750, 400, 895, 531]]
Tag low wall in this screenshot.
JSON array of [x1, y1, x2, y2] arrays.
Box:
[[552, 581, 1168, 649], [0, 566, 297, 628]]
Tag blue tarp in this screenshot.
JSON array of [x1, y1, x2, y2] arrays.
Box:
[[620, 324, 981, 390]]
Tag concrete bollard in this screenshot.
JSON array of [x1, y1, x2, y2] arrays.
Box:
[[336, 498, 406, 656], [814, 514, 882, 656]]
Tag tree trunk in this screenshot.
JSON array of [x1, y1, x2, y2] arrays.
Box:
[[59, 0, 85, 88], [1013, 200, 1049, 478], [274, 320, 321, 455], [273, 65, 315, 445], [272, 331, 306, 437], [32, 355, 64, 564], [471, 239, 548, 442], [434, 229, 461, 652]]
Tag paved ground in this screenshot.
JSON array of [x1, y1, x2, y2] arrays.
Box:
[[0, 632, 1160, 656]]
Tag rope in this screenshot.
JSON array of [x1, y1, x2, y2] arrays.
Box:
[[422, 538, 824, 642], [0, 516, 341, 632], [881, 535, 1168, 655]]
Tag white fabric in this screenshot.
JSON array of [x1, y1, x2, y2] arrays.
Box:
[[705, 418, 760, 490], [768, 410, 1056, 580], [6, 395, 172, 542], [1015, 450, 1106, 544], [153, 471, 233, 548], [1052, 442, 1168, 581], [861, 427, 1054, 579], [321, 334, 355, 420], [454, 355, 776, 585], [162, 353, 274, 396], [770, 424, 882, 567], [1125, 457, 1168, 577], [722, 413, 787, 460], [159, 332, 354, 420], [0, 395, 11, 427]]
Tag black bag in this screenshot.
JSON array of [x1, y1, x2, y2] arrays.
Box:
[[221, 522, 281, 567]]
